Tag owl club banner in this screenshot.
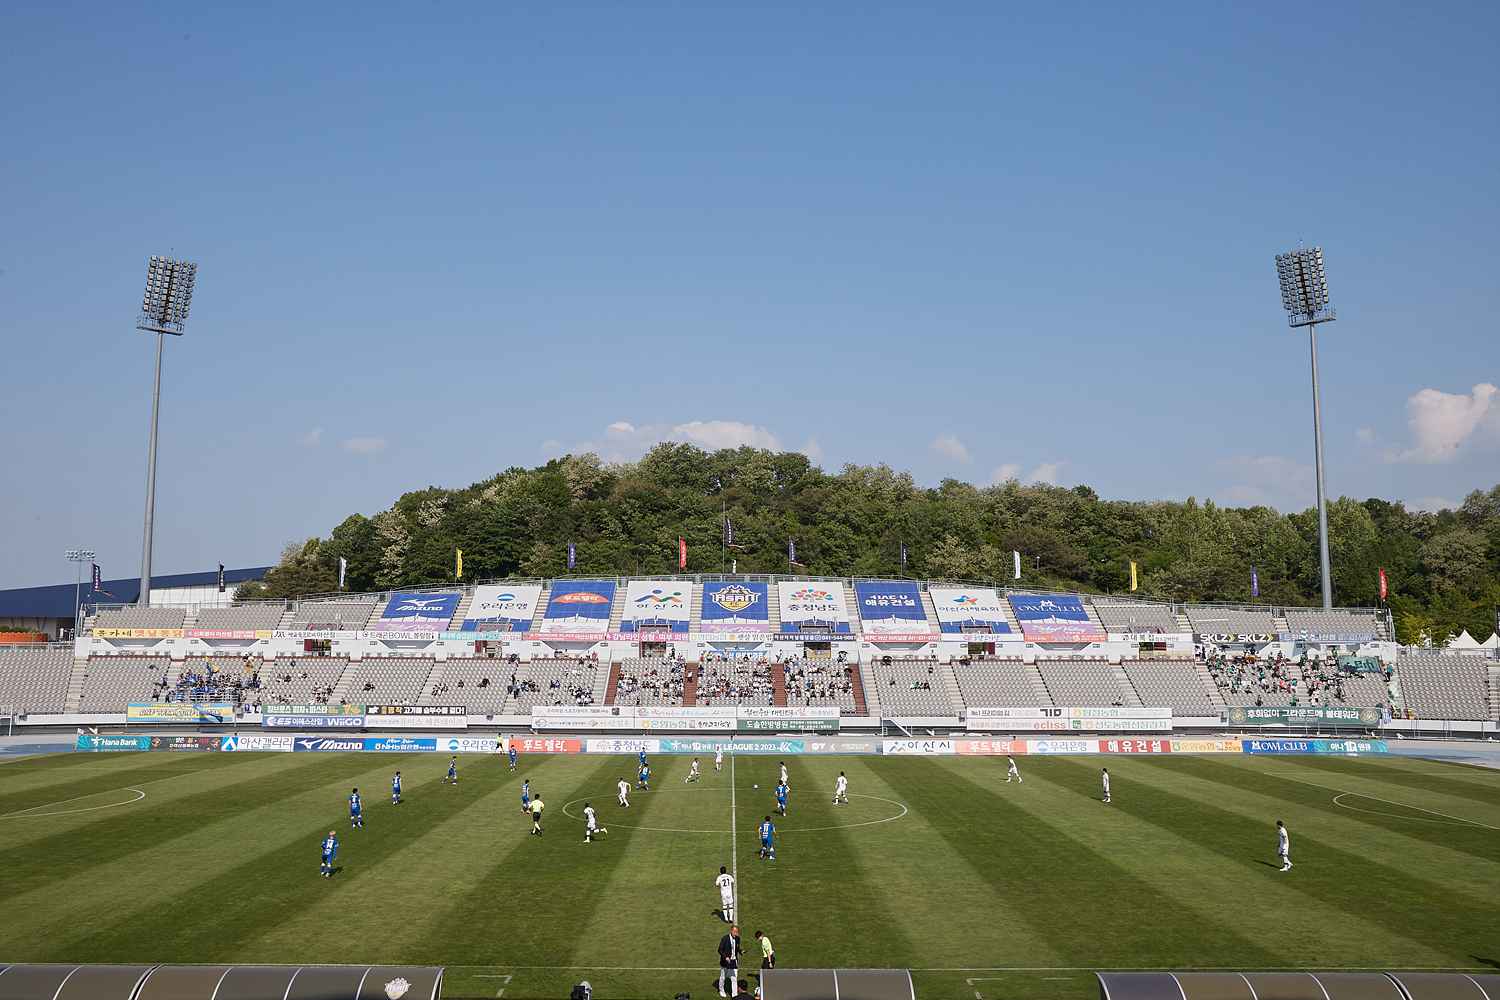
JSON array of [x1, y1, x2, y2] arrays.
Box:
[[539, 580, 616, 635], [462, 584, 542, 632], [1008, 593, 1107, 642], [928, 587, 1013, 634], [852, 581, 931, 640], [700, 581, 770, 633], [776, 581, 852, 634], [620, 580, 692, 634], [372, 592, 461, 632]]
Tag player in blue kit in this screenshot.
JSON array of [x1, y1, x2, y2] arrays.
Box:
[[320, 830, 338, 877], [758, 815, 776, 861], [637, 762, 651, 791], [391, 771, 402, 805], [445, 756, 458, 785], [774, 780, 789, 817], [521, 778, 532, 816], [638, 748, 648, 769], [348, 788, 363, 828], [508, 745, 518, 771]]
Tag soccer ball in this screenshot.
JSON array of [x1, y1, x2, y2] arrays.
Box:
[[753, 784, 758, 789]]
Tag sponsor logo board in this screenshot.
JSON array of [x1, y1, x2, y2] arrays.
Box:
[[620, 580, 692, 634], [1008, 593, 1107, 643], [183, 628, 270, 640], [462, 583, 543, 632], [881, 739, 955, 755], [929, 586, 1014, 635], [441, 736, 505, 754], [585, 738, 663, 754], [1097, 738, 1172, 754], [263, 704, 365, 716], [539, 580, 616, 635], [700, 582, 770, 633], [805, 738, 881, 754], [954, 738, 1028, 755], [294, 737, 366, 752], [264, 715, 365, 729], [75, 734, 152, 751], [852, 581, 931, 636], [365, 705, 468, 729], [364, 736, 438, 752], [93, 627, 183, 639], [1225, 706, 1380, 727], [373, 592, 461, 632], [776, 581, 852, 634], [220, 734, 294, 752], [1025, 739, 1094, 754], [658, 738, 806, 755], [126, 703, 236, 724], [509, 737, 583, 754], [1169, 738, 1243, 754], [152, 735, 221, 751], [1241, 738, 1388, 755]]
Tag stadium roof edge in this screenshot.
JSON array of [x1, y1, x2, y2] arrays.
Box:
[[0, 567, 272, 619]]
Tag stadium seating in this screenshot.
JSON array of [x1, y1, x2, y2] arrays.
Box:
[[253, 656, 348, 707], [514, 658, 600, 712], [1093, 600, 1179, 633], [1394, 655, 1490, 720], [1036, 660, 1133, 706], [950, 659, 1050, 708], [343, 657, 434, 704], [698, 658, 775, 706], [867, 658, 951, 715], [613, 657, 686, 706], [287, 599, 376, 626], [430, 658, 510, 713], [79, 656, 171, 712], [93, 606, 186, 629], [1185, 606, 1277, 635], [193, 605, 284, 630], [780, 658, 858, 712], [0, 645, 73, 713], [1122, 661, 1218, 715], [1282, 609, 1380, 637]]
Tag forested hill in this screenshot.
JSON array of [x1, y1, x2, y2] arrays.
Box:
[[236, 444, 1500, 644]]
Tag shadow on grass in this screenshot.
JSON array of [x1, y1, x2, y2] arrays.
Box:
[[1472, 956, 1500, 970]]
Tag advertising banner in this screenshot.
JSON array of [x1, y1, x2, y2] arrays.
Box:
[[954, 738, 1028, 755], [263, 704, 365, 716], [1337, 656, 1385, 674], [293, 736, 367, 752], [776, 581, 852, 635], [364, 736, 438, 752], [1224, 707, 1380, 727], [93, 627, 183, 639], [372, 592, 461, 632], [881, 738, 955, 755], [1202, 633, 1276, 644], [1170, 738, 1244, 753], [1242, 738, 1388, 755], [75, 734, 152, 751], [539, 580, 616, 635], [263, 714, 366, 729], [586, 738, 663, 755], [184, 629, 270, 640], [700, 582, 771, 633], [658, 737, 807, 755], [967, 707, 1171, 732], [805, 738, 881, 754], [462, 584, 542, 633], [1025, 739, 1095, 754], [1008, 593, 1107, 642], [1277, 631, 1376, 643], [928, 587, 1014, 635], [127, 703, 236, 724], [531, 706, 633, 730], [272, 629, 343, 640], [219, 734, 294, 752], [620, 580, 692, 634], [365, 705, 468, 729], [152, 735, 221, 752], [510, 736, 584, 754], [737, 706, 841, 734], [1097, 738, 1172, 754], [852, 581, 932, 640], [439, 736, 505, 754]]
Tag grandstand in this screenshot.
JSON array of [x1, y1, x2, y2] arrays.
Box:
[[780, 658, 859, 712], [341, 657, 435, 704], [254, 656, 348, 707], [698, 657, 776, 706], [1123, 660, 1220, 716], [867, 658, 954, 715], [286, 598, 376, 627], [1036, 659, 1135, 707], [94, 606, 186, 630], [1283, 608, 1382, 638], [0, 644, 72, 714], [513, 657, 602, 711], [1185, 605, 1278, 635], [612, 657, 686, 706], [1395, 654, 1491, 721], [950, 658, 1050, 708], [78, 656, 171, 712], [193, 604, 284, 630], [1093, 599, 1178, 633], [427, 657, 511, 713]]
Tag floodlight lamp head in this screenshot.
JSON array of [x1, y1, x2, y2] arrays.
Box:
[[1274, 246, 1335, 327], [136, 255, 198, 336]]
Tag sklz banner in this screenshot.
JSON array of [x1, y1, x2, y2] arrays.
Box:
[[777, 581, 852, 634], [462, 584, 542, 632], [127, 703, 236, 724], [700, 581, 770, 633], [1008, 593, 1107, 642], [539, 580, 615, 635], [621, 580, 692, 634], [928, 587, 1013, 635], [1225, 706, 1381, 727], [373, 592, 461, 632], [852, 581, 931, 640]]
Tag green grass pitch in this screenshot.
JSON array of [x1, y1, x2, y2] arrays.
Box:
[[2, 750, 1498, 999]]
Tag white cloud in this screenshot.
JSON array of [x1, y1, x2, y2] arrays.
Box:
[[992, 463, 1022, 484], [342, 436, 387, 456], [606, 421, 636, 437], [930, 434, 972, 464], [298, 427, 323, 448], [668, 420, 782, 451], [1028, 461, 1063, 486], [1355, 427, 1376, 444], [1409, 496, 1459, 513], [991, 461, 1062, 486], [538, 438, 564, 457], [1395, 382, 1497, 463], [798, 438, 825, 463], [1215, 455, 1313, 511]]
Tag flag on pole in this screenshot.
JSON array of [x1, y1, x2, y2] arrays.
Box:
[[731, 558, 737, 574], [1251, 567, 1260, 598], [788, 539, 797, 565], [567, 542, 576, 570], [900, 542, 908, 572], [1378, 567, 1388, 602], [1129, 561, 1138, 592], [1012, 550, 1021, 580], [92, 563, 102, 592], [338, 557, 347, 590], [723, 518, 734, 547], [455, 549, 463, 580], [217, 563, 226, 593], [678, 537, 687, 570]]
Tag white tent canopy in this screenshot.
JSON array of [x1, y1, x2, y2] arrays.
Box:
[[1446, 629, 1482, 649], [1480, 632, 1500, 650]]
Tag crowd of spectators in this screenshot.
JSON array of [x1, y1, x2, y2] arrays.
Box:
[[615, 659, 688, 704], [699, 654, 774, 706], [159, 658, 260, 704], [782, 657, 854, 705]]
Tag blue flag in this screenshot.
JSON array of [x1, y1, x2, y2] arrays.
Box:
[[1251, 567, 1260, 598], [567, 542, 576, 570]]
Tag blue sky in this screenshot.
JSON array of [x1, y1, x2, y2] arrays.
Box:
[[2, 1, 1497, 588]]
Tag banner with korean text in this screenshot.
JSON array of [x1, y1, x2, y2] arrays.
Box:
[[462, 584, 542, 632]]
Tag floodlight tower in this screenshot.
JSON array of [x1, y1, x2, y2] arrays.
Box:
[[135, 256, 198, 606], [65, 548, 95, 638], [1275, 246, 1336, 609]]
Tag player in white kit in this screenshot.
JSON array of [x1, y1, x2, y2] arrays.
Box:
[[715, 865, 736, 923], [1101, 767, 1111, 803], [1006, 756, 1022, 783], [617, 778, 631, 808], [686, 757, 702, 783], [779, 761, 789, 788], [715, 747, 724, 772], [583, 802, 608, 843], [833, 771, 849, 805], [1277, 820, 1292, 871]]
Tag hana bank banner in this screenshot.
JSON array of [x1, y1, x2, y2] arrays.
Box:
[[539, 580, 616, 635], [1008, 593, 1107, 642], [700, 581, 771, 633], [620, 580, 692, 634], [776, 581, 852, 634], [462, 584, 542, 633], [373, 592, 461, 632]]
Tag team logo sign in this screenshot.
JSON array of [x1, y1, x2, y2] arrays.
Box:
[[791, 588, 832, 602], [711, 585, 759, 614], [634, 588, 684, 605], [553, 591, 609, 604]]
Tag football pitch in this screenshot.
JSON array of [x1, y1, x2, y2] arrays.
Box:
[[2, 750, 1498, 1000]]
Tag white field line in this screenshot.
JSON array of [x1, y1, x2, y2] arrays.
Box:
[[1264, 770, 1500, 830], [454, 965, 1499, 973], [730, 752, 739, 922], [0, 787, 146, 819]]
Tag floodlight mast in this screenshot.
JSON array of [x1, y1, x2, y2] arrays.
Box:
[[134, 256, 198, 606], [1275, 247, 1336, 609]]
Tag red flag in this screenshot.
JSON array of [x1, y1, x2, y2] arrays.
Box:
[[679, 537, 687, 570], [1378, 567, 1388, 602]]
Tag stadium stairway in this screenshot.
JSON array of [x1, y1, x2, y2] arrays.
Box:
[[362, 601, 386, 630], [771, 663, 788, 706], [532, 583, 553, 628], [1273, 614, 1291, 635], [1023, 664, 1053, 705], [682, 667, 698, 706], [767, 585, 782, 632], [328, 660, 360, 704], [448, 591, 474, 630], [1488, 664, 1500, 720], [181, 607, 199, 629], [856, 663, 880, 718], [64, 657, 87, 713], [1194, 662, 1228, 712], [919, 586, 940, 634], [690, 585, 704, 632], [849, 663, 870, 716], [937, 661, 966, 714], [1175, 610, 1192, 633], [591, 662, 610, 705], [416, 660, 447, 705], [1110, 664, 1144, 706], [276, 605, 297, 629], [607, 585, 626, 634], [604, 663, 622, 704]]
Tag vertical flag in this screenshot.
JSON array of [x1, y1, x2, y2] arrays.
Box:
[[1251, 567, 1260, 598], [788, 539, 797, 565], [731, 558, 737, 574], [338, 557, 347, 590], [678, 537, 687, 570], [455, 548, 463, 580], [567, 542, 577, 570], [1012, 550, 1021, 580], [1129, 561, 1138, 592], [1378, 567, 1388, 602], [92, 563, 102, 592], [217, 563, 226, 593], [899, 542, 908, 572], [723, 517, 734, 547]]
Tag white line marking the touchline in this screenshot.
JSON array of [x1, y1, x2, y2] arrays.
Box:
[[456, 965, 1498, 973]]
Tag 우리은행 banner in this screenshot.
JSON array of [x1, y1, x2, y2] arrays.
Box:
[[462, 584, 542, 632]]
